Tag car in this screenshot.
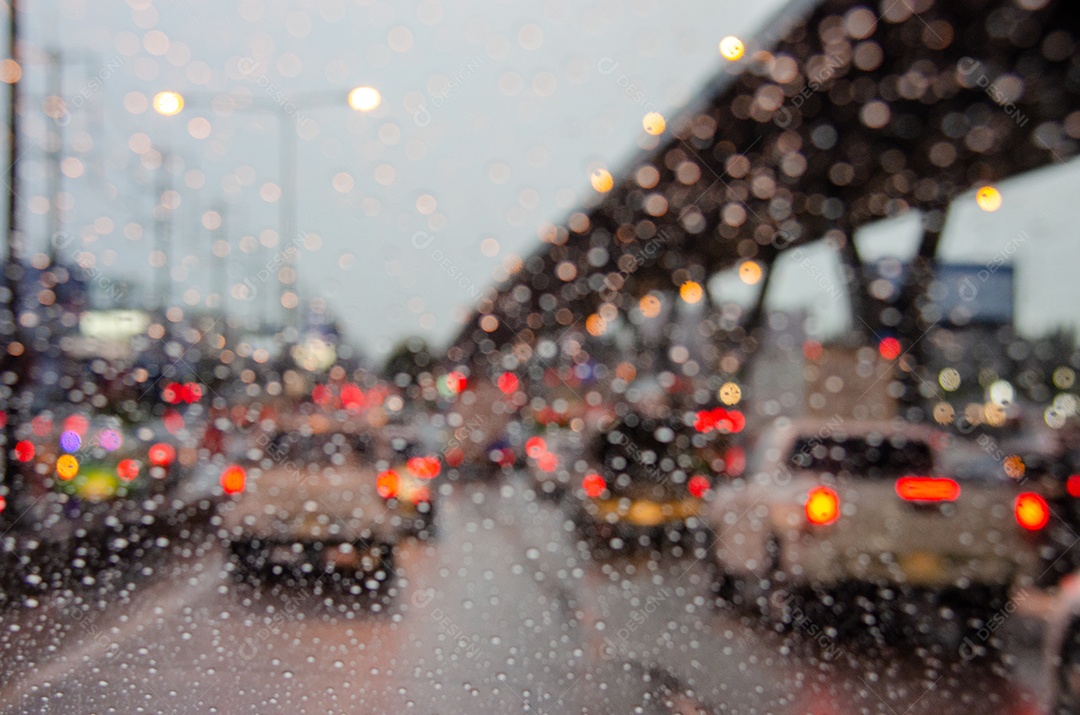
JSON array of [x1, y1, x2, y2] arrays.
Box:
[[219, 427, 396, 589], [373, 430, 439, 538], [524, 429, 587, 500], [568, 412, 725, 546], [706, 418, 1048, 622]]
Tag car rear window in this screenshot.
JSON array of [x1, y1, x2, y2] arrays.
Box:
[[595, 417, 723, 481], [787, 435, 933, 478]]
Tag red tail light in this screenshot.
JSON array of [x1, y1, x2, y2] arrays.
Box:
[[117, 459, 140, 482], [148, 442, 176, 467], [407, 456, 441, 479], [687, 474, 710, 498], [376, 470, 399, 499], [805, 486, 840, 525], [1015, 492, 1050, 531], [525, 436, 547, 459], [895, 476, 961, 502], [221, 465, 246, 495], [582, 473, 606, 498], [1068, 475, 1080, 498]]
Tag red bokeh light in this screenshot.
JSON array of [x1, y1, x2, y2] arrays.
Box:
[[536, 451, 559, 472], [879, 337, 902, 361], [1068, 475, 1080, 498], [162, 382, 180, 404], [312, 384, 333, 406], [497, 372, 519, 394], [407, 456, 441, 479], [182, 383, 203, 403], [340, 384, 365, 411], [376, 470, 399, 499], [446, 371, 467, 395], [444, 447, 464, 468], [221, 465, 246, 495], [582, 473, 606, 498], [117, 459, 140, 482], [148, 442, 176, 467], [31, 415, 52, 436], [688, 474, 710, 498], [525, 436, 547, 459], [13, 440, 34, 462], [724, 446, 746, 477], [63, 414, 89, 436], [163, 409, 185, 434]]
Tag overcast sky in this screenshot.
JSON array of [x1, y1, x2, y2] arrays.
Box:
[[9, 0, 783, 359], [11, 0, 1080, 360]]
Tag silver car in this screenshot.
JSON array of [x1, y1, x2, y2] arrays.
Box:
[[706, 418, 1046, 616], [220, 429, 395, 589]]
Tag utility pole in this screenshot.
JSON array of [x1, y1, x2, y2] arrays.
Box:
[[212, 203, 227, 321], [154, 152, 173, 311], [45, 49, 62, 262], [1, 0, 21, 514]]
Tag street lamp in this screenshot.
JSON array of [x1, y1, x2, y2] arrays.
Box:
[[152, 85, 377, 331]]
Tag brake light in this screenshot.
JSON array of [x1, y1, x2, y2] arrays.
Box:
[[148, 442, 176, 467], [221, 465, 246, 495], [117, 459, 140, 482], [13, 440, 34, 462], [1015, 492, 1050, 531], [805, 486, 840, 525], [376, 470, 399, 499], [582, 473, 606, 498], [407, 456, 441, 479], [896, 477, 961, 502], [525, 437, 547, 459], [688, 474, 710, 498], [1068, 475, 1080, 498]]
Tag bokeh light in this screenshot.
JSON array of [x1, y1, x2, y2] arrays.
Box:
[[719, 36, 745, 60], [718, 382, 742, 406], [60, 430, 81, 453], [117, 459, 140, 482], [590, 169, 614, 193], [976, 185, 1002, 212], [642, 112, 666, 135], [152, 91, 184, 116], [56, 454, 79, 481], [738, 261, 762, 285], [878, 337, 901, 360], [679, 281, 703, 304], [348, 86, 381, 111]]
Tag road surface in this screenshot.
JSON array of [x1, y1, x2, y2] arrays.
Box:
[[0, 474, 1050, 714]]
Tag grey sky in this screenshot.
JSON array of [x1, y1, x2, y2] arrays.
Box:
[[12, 0, 784, 359], [12, 0, 1078, 361]]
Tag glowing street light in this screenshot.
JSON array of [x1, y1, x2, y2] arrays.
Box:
[[152, 90, 184, 116], [347, 86, 381, 112]]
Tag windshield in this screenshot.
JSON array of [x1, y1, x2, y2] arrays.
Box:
[[1, 1, 1078, 714]]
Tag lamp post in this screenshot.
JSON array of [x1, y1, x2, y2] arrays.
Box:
[[151, 85, 379, 332]]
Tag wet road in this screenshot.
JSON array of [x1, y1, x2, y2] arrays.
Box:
[[0, 475, 1051, 714]]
